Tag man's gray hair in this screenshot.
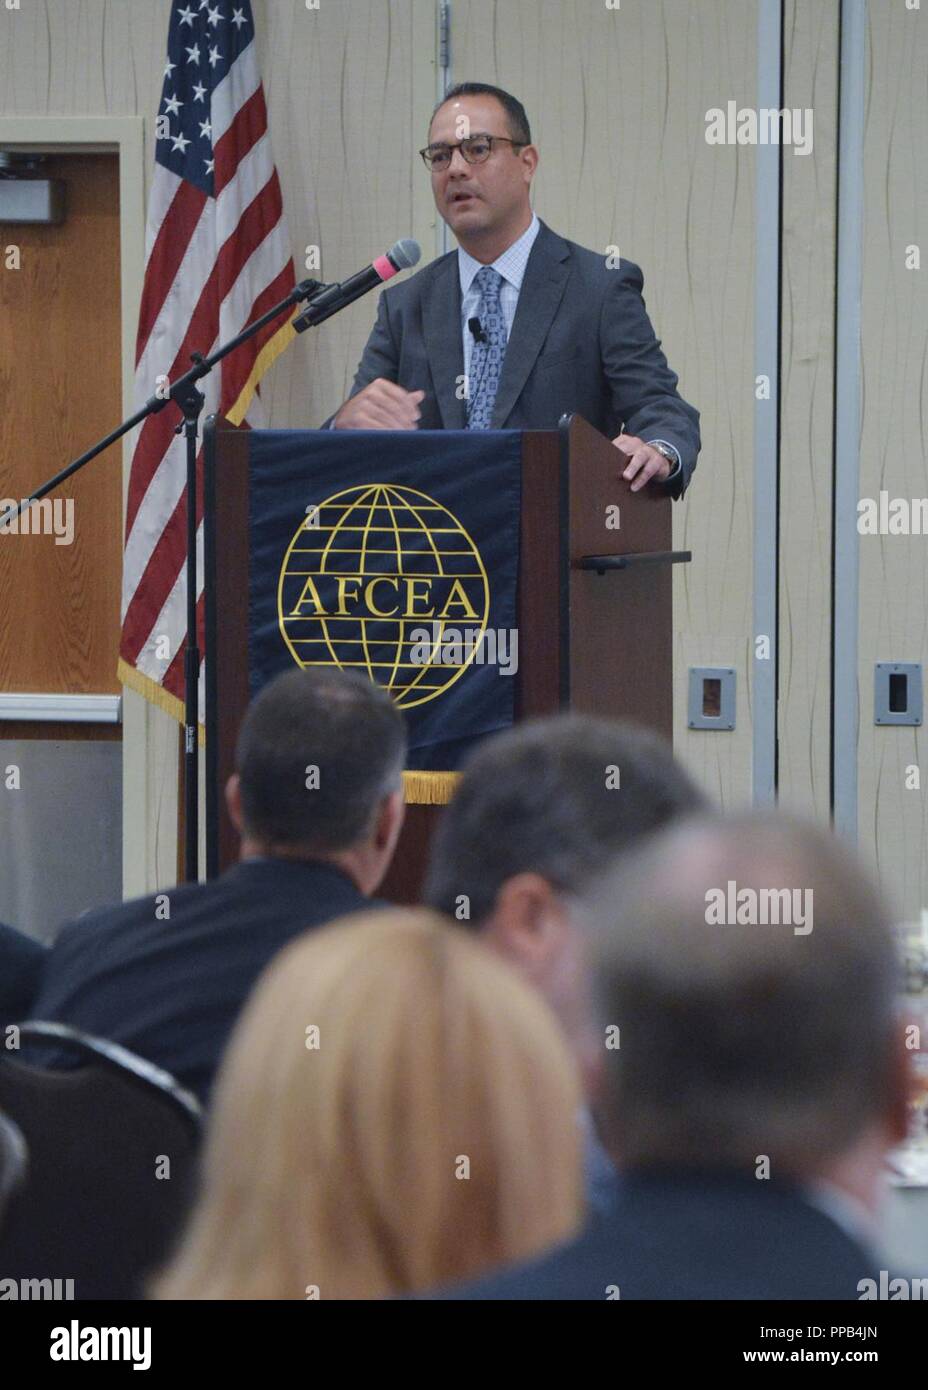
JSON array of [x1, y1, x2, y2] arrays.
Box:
[[588, 811, 901, 1173], [424, 715, 706, 925]]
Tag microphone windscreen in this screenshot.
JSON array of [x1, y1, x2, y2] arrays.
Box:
[[390, 238, 422, 269]]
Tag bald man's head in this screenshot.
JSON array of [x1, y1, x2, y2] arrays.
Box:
[[587, 812, 906, 1177]]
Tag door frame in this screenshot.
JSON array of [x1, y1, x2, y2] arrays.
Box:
[[0, 115, 165, 899]]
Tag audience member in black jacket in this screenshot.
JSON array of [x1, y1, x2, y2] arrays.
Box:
[[431, 811, 918, 1300], [0, 921, 47, 1025], [29, 669, 406, 1104]]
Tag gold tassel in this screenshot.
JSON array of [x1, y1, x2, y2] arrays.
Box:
[[402, 770, 461, 806]]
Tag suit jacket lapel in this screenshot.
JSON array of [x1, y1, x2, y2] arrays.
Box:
[[422, 251, 466, 429], [490, 221, 571, 427]]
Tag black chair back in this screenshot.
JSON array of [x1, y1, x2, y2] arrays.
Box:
[[0, 1109, 27, 1225], [0, 1022, 202, 1300]]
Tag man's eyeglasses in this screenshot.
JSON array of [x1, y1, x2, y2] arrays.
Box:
[[419, 135, 526, 171]]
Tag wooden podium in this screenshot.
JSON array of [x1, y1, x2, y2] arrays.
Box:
[[204, 414, 689, 898]]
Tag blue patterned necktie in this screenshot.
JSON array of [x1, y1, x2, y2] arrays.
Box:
[[466, 265, 506, 430]]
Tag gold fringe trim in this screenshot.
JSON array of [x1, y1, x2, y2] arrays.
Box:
[[117, 319, 296, 741], [402, 770, 460, 806], [117, 658, 206, 747], [226, 316, 298, 427]]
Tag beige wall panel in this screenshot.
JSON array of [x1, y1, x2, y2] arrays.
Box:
[[777, 0, 838, 820], [451, 0, 757, 807], [858, 3, 928, 920], [0, 0, 168, 177], [254, 0, 440, 432]]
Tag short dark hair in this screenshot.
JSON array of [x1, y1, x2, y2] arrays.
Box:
[[430, 83, 532, 147], [235, 669, 406, 853], [423, 716, 706, 925]]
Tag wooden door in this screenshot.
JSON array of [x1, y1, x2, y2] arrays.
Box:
[[0, 151, 122, 736]]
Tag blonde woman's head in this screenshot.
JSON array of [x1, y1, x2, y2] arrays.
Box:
[[155, 908, 584, 1299]]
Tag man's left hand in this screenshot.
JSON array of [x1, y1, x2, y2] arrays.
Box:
[[612, 433, 671, 492]]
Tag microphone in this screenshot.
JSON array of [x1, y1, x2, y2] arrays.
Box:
[[293, 239, 421, 333], [468, 316, 487, 344]]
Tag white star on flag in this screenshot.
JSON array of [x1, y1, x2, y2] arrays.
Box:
[[122, 0, 297, 727], [231, 8, 247, 28], [164, 58, 176, 77]]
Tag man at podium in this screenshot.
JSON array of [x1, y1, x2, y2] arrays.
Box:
[[329, 83, 700, 500]]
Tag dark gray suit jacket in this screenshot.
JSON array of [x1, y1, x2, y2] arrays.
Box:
[[427, 1170, 890, 1300], [330, 219, 700, 499]]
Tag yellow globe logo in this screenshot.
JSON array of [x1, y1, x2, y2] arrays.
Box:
[[277, 483, 490, 709]]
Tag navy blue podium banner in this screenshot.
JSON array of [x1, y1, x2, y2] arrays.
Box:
[[247, 429, 522, 772]]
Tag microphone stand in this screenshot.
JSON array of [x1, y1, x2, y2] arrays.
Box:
[[9, 276, 331, 882]]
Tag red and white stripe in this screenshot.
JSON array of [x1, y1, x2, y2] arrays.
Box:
[[120, 38, 295, 718]]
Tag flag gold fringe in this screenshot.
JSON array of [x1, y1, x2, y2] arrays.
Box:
[[226, 315, 298, 427], [402, 770, 460, 805], [119, 310, 298, 726], [117, 658, 206, 747]]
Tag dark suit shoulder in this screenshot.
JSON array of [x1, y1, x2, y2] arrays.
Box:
[[427, 1211, 620, 1301], [550, 239, 645, 297], [47, 879, 212, 956], [29, 860, 373, 1101], [428, 1174, 883, 1301], [0, 921, 48, 1023], [0, 920, 47, 969], [375, 245, 458, 311], [38, 862, 367, 1010], [529, 219, 642, 284]]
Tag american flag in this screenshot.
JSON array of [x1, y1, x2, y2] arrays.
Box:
[[119, 0, 295, 721]]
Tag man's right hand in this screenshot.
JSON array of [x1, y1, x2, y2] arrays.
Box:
[[332, 379, 426, 430]]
